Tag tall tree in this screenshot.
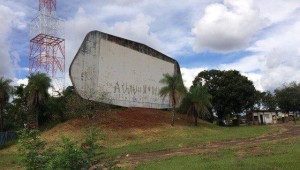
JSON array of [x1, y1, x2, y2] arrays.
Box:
[[275, 82, 300, 112], [262, 91, 277, 110], [193, 70, 256, 125], [0, 77, 12, 131], [252, 91, 277, 110], [185, 85, 212, 126], [6, 84, 28, 130], [160, 73, 186, 126], [25, 73, 51, 128], [252, 90, 265, 110]]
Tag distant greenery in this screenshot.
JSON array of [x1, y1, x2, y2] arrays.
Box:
[[136, 137, 300, 170], [276, 82, 300, 113], [2, 70, 300, 132]]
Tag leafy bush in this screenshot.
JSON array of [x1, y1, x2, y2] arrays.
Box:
[[81, 126, 102, 166], [19, 126, 103, 170], [19, 129, 50, 170], [47, 137, 86, 170]]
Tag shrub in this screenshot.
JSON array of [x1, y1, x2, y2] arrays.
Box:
[[81, 126, 102, 166], [46, 137, 86, 170], [19, 129, 50, 170], [19, 126, 102, 170]]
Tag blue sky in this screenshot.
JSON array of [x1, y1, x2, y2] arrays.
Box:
[[1, 0, 300, 91]]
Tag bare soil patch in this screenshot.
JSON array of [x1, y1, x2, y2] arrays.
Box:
[[45, 108, 181, 132], [43, 108, 187, 143], [95, 108, 187, 129]]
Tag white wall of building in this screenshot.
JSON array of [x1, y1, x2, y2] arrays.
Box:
[[255, 112, 274, 124], [70, 32, 177, 109]]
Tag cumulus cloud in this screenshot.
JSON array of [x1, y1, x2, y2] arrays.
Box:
[[241, 72, 263, 92], [0, 1, 27, 81], [255, 0, 300, 24], [15, 78, 28, 86], [220, 18, 300, 91], [192, 0, 267, 52], [220, 54, 264, 73], [181, 67, 207, 88], [190, 0, 300, 91], [0, 5, 18, 79], [105, 13, 161, 50], [105, 0, 144, 6], [250, 20, 300, 91]]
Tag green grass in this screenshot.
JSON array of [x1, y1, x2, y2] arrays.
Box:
[[136, 137, 300, 170], [0, 152, 22, 170], [0, 120, 283, 169], [104, 123, 280, 158]]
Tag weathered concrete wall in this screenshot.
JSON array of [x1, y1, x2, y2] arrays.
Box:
[[70, 31, 181, 109]]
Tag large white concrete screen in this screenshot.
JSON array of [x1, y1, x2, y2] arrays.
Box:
[[70, 31, 181, 109]]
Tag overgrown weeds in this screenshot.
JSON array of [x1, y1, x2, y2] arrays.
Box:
[[19, 126, 104, 170]]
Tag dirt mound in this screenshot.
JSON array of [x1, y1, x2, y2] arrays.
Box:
[[97, 108, 185, 129], [43, 107, 189, 142], [43, 108, 183, 143]]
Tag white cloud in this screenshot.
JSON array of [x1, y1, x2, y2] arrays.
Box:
[[15, 78, 28, 86], [192, 0, 267, 52], [249, 20, 300, 91], [0, 2, 27, 81], [255, 0, 300, 24], [105, 13, 161, 50], [181, 67, 207, 88], [241, 72, 263, 91], [220, 54, 264, 73], [219, 54, 264, 91], [195, 0, 300, 91], [0, 5, 18, 79], [111, 0, 144, 5]]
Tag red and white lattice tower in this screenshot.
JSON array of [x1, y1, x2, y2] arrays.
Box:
[[29, 0, 65, 93]]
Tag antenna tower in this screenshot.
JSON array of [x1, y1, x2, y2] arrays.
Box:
[[29, 0, 65, 93]]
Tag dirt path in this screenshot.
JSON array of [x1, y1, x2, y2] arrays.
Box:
[[119, 123, 300, 165]]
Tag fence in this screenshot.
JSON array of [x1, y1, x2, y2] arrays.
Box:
[[0, 131, 17, 145]]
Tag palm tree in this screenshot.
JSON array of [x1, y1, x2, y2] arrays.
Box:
[[159, 73, 186, 126], [0, 77, 12, 131], [25, 73, 51, 128], [186, 85, 212, 126]]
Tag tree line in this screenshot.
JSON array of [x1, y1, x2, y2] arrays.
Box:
[[1, 69, 300, 131], [159, 69, 300, 126], [0, 73, 108, 132]]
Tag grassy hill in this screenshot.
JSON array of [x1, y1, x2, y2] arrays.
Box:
[[0, 108, 283, 169]]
